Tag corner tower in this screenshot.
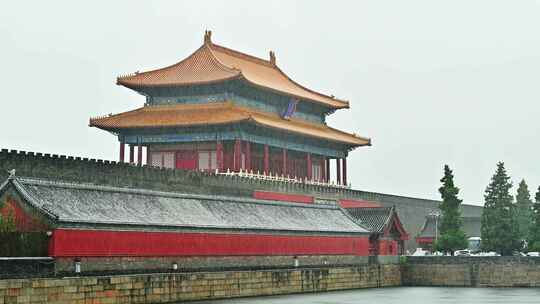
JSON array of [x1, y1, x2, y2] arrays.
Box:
[[90, 31, 370, 186]]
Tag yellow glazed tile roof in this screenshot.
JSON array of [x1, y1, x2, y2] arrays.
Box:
[[117, 31, 349, 109], [90, 102, 370, 146]]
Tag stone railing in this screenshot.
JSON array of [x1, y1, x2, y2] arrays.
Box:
[[217, 168, 351, 189]]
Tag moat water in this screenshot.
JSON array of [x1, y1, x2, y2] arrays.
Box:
[[193, 287, 540, 304]]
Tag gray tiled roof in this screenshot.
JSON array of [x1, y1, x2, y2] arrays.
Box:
[[344, 207, 394, 233], [5, 177, 368, 234]]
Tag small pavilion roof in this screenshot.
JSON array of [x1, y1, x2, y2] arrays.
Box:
[[89, 102, 371, 146], [345, 206, 409, 240], [117, 31, 349, 109]]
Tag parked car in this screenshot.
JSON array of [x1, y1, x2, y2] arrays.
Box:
[[527, 252, 540, 257], [412, 248, 430, 256], [454, 249, 471, 256]]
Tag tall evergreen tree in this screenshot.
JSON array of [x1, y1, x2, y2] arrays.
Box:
[[515, 179, 533, 242], [481, 162, 520, 255], [435, 165, 468, 255], [528, 186, 540, 251]]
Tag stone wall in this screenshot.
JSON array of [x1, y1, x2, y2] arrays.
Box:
[[0, 264, 401, 304], [402, 256, 540, 287], [0, 148, 483, 251], [54, 255, 370, 274]]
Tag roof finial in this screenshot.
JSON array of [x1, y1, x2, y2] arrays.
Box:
[[7, 169, 16, 179], [269, 50, 276, 65], [204, 30, 212, 44]]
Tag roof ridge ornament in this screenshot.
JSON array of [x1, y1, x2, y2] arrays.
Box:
[[269, 50, 276, 65], [7, 169, 16, 180], [204, 30, 212, 44]]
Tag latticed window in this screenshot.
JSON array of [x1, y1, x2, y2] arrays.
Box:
[[150, 152, 174, 169], [198, 151, 217, 171]]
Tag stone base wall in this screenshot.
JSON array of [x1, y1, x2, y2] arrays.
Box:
[[0, 264, 401, 304], [54, 255, 369, 274], [402, 256, 540, 287]]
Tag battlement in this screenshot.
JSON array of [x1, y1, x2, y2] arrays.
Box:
[[0, 147, 483, 252], [0, 148, 356, 199]]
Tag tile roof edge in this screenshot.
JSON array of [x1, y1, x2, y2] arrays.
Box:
[[10, 178, 59, 220], [56, 220, 369, 234], [339, 206, 372, 232], [15, 177, 342, 211]]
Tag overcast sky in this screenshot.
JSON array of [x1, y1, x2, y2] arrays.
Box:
[[1, 1, 539, 205]]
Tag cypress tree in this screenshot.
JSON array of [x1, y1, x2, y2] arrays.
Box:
[[435, 165, 468, 255], [515, 179, 533, 242], [481, 162, 520, 255], [528, 186, 540, 251]]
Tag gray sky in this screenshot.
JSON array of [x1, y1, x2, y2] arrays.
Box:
[[1, 1, 539, 205]]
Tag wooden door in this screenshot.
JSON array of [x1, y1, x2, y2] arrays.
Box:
[[175, 151, 197, 170]]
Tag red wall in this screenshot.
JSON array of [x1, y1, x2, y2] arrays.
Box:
[[49, 229, 370, 257], [1, 197, 48, 232], [253, 191, 314, 204], [378, 239, 398, 256], [339, 200, 381, 208]]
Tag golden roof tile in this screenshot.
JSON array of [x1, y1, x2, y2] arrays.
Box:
[[89, 102, 370, 146], [117, 31, 349, 109]]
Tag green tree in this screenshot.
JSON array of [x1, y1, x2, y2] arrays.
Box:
[[434, 165, 468, 255], [515, 179, 533, 241], [481, 162, 520, 255], [528, 186, 540, 251]]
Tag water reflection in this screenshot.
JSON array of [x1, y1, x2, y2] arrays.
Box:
[[192, 287, 540, 304]]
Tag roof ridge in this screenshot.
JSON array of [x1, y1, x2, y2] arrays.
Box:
[[117, 44, 240, 84], [209, 42, 274, 67], [15, 177, 340, 211]]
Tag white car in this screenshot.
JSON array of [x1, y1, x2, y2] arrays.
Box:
[[412, 248, 430, 256], [527, 252, 540, 257], [454, 249, 471, 256]]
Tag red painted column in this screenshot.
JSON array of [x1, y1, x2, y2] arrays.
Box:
[[342, 157, 347, 186], [306, 153, 312, 181], [264, 145, 269, 175], [119, 142, 125, 163], [234, 139, 241, 171], [336, 158, 341, 185], [326, 158, 331, 183], [282, 149, 287, 176], [137, 144, 143, 166], [320, 158, 325, 182], [245, 141, 251, 172], [129, 145, 134, 164], [216, 141, 223, 172]]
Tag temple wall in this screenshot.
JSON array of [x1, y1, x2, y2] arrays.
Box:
[[0, 149, 483, 252], [0, 263, 401, 304]]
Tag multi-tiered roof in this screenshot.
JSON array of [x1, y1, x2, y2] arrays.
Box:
[[116, 31, 349, 109], [91, 31, 369, 148]]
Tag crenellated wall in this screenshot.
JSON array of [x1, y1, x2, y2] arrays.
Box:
[[0, 148, 483, 251]]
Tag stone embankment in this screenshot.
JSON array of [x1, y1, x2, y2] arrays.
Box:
[[402, 256, 540, 287], [0, 264, 400, 304]]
